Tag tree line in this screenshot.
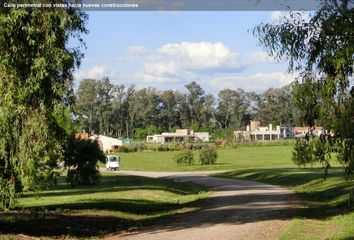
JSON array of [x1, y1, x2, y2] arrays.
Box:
[[75, 78, 301, 139]]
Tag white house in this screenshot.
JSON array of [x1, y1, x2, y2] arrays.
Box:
[[89, 135, 123, 153], [147, 129, 210, 143], [234, 121, 288, 141]]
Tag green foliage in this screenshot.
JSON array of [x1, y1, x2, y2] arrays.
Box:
[[215, 88, 251, 129], [117, 143, 184, 153], [292, 138, 314, 166], [0, 7, 87, 209], [65, 137, 105, 186], [254, 0, 354, 179], [199, 147, 218, 165], [174, 150, 194, 165], [255, 85, 295, 126], [75, 78, 300, 142], [135, 125, 160, 140], [212, 127, 235, 143]]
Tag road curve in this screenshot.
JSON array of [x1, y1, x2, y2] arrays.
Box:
[[107, 170, 303, 240]]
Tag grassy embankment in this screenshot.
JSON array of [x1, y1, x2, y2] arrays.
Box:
[[0, 173, 210, 239]]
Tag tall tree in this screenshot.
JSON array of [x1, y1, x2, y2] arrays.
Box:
[[185, 81, 206, 128], [255, 85, 294, 126], [96, 77, 114, 135], [0, 7, 87, 209], [216, 88, 250, 129], [254, 0, 353, 177], [160, 90, 179, 130], [76, 79, 98, 133]]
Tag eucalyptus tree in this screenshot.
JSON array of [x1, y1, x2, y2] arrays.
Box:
[[216, 88, 250, 129], [255, 85, 294, 126], [160, 90, 180, 130], [76, 79, 98, 133], [254, 0, 353, 177], [185, 81, 206, 128]]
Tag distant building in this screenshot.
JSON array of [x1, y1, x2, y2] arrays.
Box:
[[89, 134, 123, 153], [234, 120, 292, 141], [294, 126, 324, 138], [147, 129, 209, 143]]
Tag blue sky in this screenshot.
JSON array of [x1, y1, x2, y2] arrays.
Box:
[[73, 11, 298, 94]]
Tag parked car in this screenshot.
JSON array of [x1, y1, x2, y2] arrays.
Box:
[[106, 155, 120, 171]]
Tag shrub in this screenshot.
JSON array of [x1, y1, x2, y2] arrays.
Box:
[[174, 150, 194, 165], [117, 145, 129, 153], [64, 137, 106, 186], [145, 143, 182, 152], [157, 144, 169, 152], [199, 147, 218, 165]]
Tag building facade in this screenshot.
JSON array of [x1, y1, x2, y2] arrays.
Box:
[[89, 135, 123, 153], [234, 120, 291, 142], [147, 129, 210, 143]]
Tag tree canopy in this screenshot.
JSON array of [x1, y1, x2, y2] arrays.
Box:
[[75, 77, 298, 140], [254, 0, 353, 178], [0, 7, 87, 209]]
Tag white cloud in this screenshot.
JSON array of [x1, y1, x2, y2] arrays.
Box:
[[134, 72, 181, 83], [126, 46, 149, 55], [245, 51, 276, 64], [74, 65, 119, 80], [156, 41, 240, 69], [135, 41, 242, 83], [209, 72, 296, 92]]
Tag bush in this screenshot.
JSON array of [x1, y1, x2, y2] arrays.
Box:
[[117, 145, 128, 153], [64, 137, 106, 187], [174, 150, 194, 165], [180, 143, 212, 150], [145, 143, 182, 152], [199, 147, 218, 165], [157, 144, 169, 152]]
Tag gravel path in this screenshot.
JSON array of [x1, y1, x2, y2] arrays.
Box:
[[106, 170, 303, 240]]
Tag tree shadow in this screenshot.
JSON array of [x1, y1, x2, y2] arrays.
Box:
[[22, 175, 206, 199], [1, 169, 352, 238], [0, 174, 208, 238]]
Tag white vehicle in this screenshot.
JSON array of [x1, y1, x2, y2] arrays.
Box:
[[106, 155, 120, 171]]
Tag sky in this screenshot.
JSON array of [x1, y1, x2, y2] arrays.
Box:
[[73, 11, 298, 94]]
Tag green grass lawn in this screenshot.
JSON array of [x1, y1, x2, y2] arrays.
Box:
[[215, 168, 354, 240], [0, 173, 210, 239], [113, 145, 300, 171], [2, 145, 352, 239]]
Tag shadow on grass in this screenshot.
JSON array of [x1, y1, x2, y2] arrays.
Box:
[[0, 199, 207, 238], [0, 174, 208, 238], [22, 198, 189, 214], [1, 169, 352, 239], [217, 168, 342, 187], [22, 175, 205, 198], [0, 212, 128, 237], [215, 167, 354, 213]]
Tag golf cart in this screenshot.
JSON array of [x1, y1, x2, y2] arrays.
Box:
[[106, 155, 120, 171]]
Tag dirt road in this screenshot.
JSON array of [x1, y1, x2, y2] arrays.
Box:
[[107, 170, 302, 240]]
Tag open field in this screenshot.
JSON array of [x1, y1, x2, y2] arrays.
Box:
[[0, 173, 210, 239], [215, 168, 354, 240], [115, 145, 299, 171]]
